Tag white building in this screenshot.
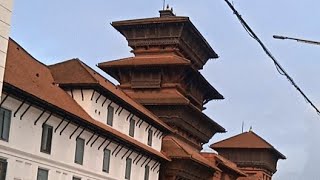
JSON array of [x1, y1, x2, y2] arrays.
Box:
[[0, 0, 13, 99], [0, 39, 171, 180]]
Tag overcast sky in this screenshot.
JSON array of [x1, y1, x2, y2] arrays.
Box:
[[10, 0, 320, 179]]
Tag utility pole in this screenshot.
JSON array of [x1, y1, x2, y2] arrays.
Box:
[[273, 35, 320, 46]]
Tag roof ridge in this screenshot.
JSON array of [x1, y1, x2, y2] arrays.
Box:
[[212, 131, 286, 159], [211, 132, 251, 147], [98, 57, 135, 66], [169, 136, 191, 157], [77, 59, 122, 88], [49, 58, 79, 67], [249, 131, 275, 149], [9, 38, 48, 67], [75, 59, 100, 84]]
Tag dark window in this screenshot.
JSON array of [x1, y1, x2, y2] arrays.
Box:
[[125, 158, 132, 180], [73, 177, 81, 180], [0, 159, 7, 180], [75, 138, 85, 165], [107, 106, 114, 126], [40, 124, 53, 154], [0, 108, 11, 141], [102, 149, 111, 173], [147, 129, 153, 146], [37, 168, 48, 180], [144, 165, 150, 180], [129, 118, 135, 137]]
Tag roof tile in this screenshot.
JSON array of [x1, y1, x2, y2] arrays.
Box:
[[211, 131, 286, 159]]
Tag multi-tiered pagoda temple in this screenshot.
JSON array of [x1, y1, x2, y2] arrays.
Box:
[[98, 9, 285, 180]]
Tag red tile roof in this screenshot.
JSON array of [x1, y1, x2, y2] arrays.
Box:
[[98, 55, 191, 68], [162, 135, 220, 171], [49, 58, 172, 132], [201, 152, 247, 177], [123, 88, 190, 105], [211, 131, 286, 159], [4, 38, 170, 161], [99, 55, 224, 101], [111, 15, 218, 59]]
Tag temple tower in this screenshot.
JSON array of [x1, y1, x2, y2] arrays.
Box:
[[211, 131, 286, 180], [99, 9, 226, 180]]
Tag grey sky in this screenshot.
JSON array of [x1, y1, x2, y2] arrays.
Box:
[[10, 0, 320, 179]]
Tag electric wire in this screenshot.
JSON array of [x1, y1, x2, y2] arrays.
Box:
[[224, 0, 320, 115]]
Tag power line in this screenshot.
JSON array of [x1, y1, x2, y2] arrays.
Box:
[[273, 35, 320, 46], [223, 0, 320, 116]]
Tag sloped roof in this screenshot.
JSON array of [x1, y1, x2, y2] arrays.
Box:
[[111, 14, 218, 59], [49, 58, 171, 132], [201, 152, 247, 177], [98, 55, 191, 68], [99, 55, 224, 101], [211, 131, 286, 159], [123, 88, 190, 105], [4, 38, 170, 161], [162, 135, 220, 171]]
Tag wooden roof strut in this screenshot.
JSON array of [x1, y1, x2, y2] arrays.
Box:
[[14, 99, 26, 117], [34, 109, 45, 125], [20, 104, 32, 120]]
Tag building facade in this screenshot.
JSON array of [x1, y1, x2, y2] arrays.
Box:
[[0, 0, 13, 99], [0, 39, 171, 180]]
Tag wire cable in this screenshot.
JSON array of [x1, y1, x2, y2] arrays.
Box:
[[223, 0, 320, 115]]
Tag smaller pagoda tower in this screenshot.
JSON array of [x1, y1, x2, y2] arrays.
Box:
[[211, 131, 286, 180]]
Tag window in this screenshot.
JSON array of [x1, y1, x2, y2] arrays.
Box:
[[102, 149, 111, 173], [107, 106, 114, 126], [73, 177, 81, 180], [144, 165, 149, 180], [0, 159, 7, 180], [75, 138, 85, 165], [129, 118, 135, 137], [147, 129, 153, 146], [37, 168, 48, 180], [0, 108, 11, 141], [40, 124, 53, 154], [125, 158, 132, 180]]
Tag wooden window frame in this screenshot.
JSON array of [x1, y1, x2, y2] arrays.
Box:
[[147, 129, 153, 146], [37, 168, 48, 180], [75, 138, 85, 165], [129, 118, 135, 137], [0, 159, 7, 180], [144, 165, 150, 180], [40, 124, 53, 154], [125, 158, 132, 180], [102, 148, 111, 173], [0, 108, 11, 142], [107, 106, 114, 126]]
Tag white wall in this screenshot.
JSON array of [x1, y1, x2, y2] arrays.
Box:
[[0, 94, 160, 180], [0, 0, 13, 98], [69, 89, 163, 152]]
